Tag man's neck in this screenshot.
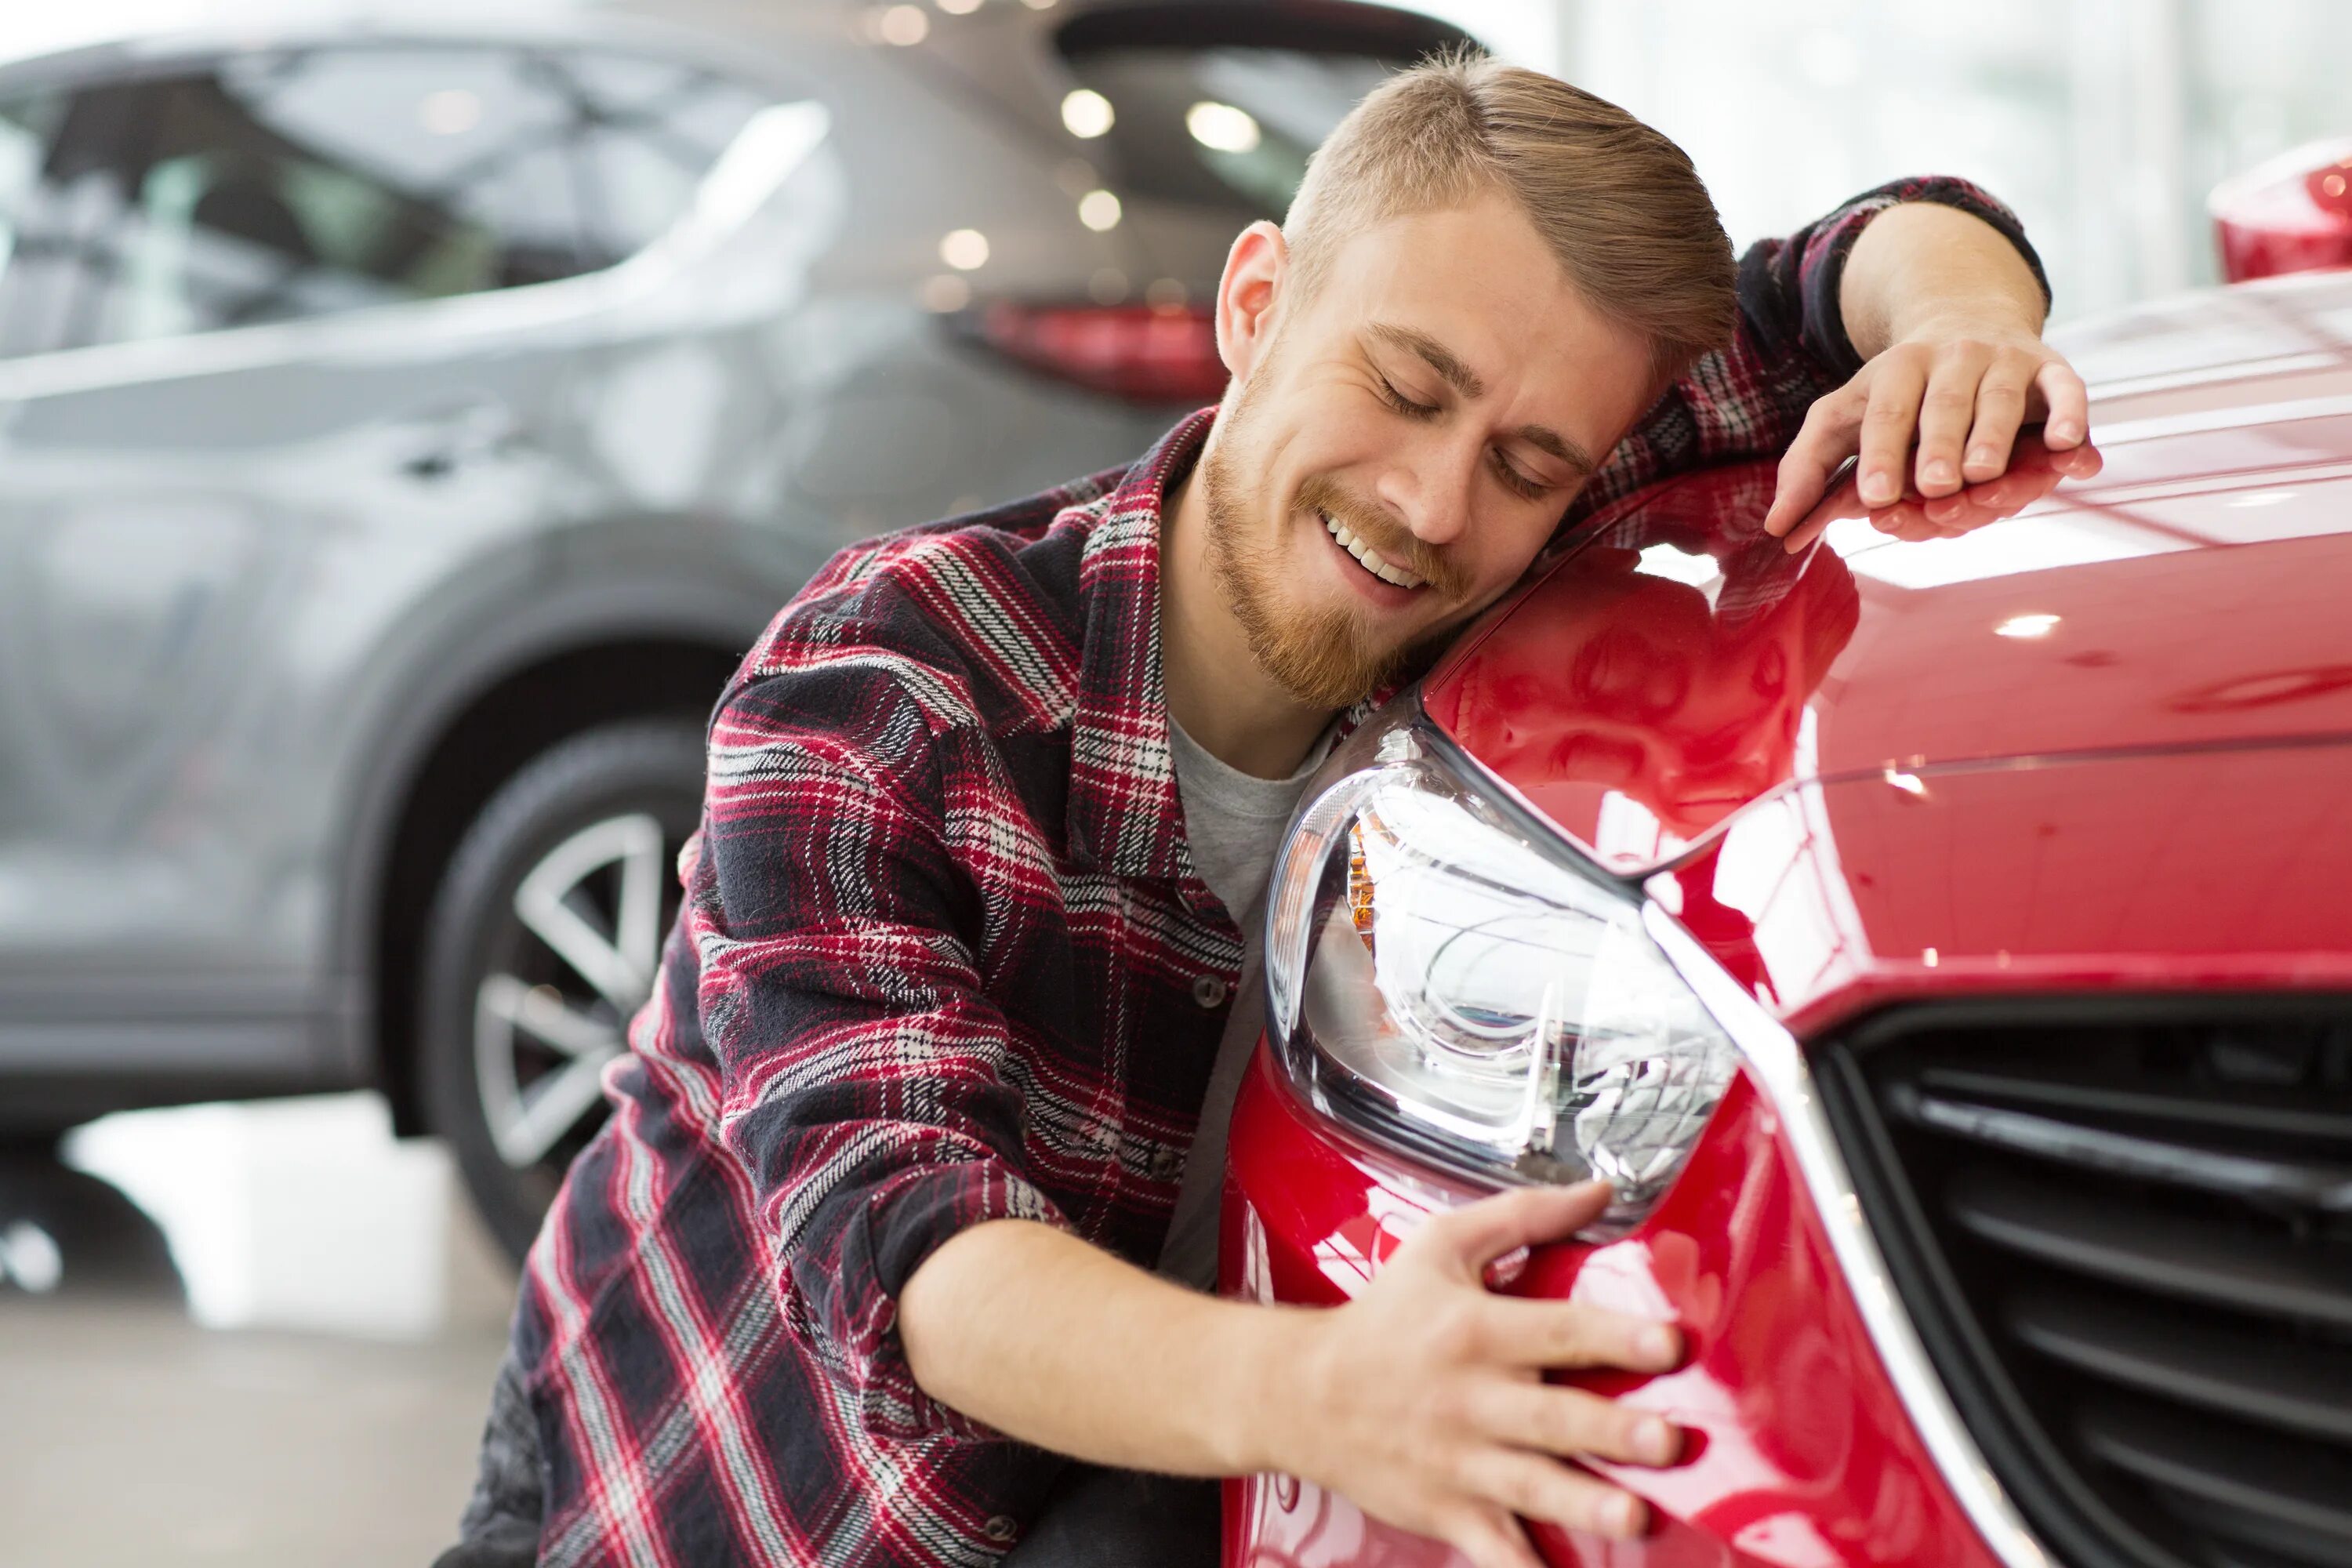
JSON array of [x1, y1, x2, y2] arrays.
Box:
[[1160, 436, 1338, 781]]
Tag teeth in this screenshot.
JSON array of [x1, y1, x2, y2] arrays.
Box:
[[1321, 510, 1427, 590]]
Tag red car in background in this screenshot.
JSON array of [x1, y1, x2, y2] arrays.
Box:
[[1221, 263, 2352, 1567]]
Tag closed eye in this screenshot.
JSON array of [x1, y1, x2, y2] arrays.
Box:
[[1376, 376, 1439, 419], [1491, 450, 1550, 501]]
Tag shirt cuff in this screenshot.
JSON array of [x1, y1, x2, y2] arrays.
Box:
[[1795, 176, 2055, 380], [783, 1155, 1073, 1443]]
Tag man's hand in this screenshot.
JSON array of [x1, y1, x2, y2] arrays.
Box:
[[901, 1184, 1682, 1568], [1762, 201, 2090, 541], [1771, 431, 2104, 556], [1264, 1181, 1684, 1568]]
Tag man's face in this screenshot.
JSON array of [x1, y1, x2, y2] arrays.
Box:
[[1198, 191, 1663, 708]]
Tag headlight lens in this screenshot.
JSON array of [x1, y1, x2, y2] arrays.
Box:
[[1266, 704, 1737, 1234]]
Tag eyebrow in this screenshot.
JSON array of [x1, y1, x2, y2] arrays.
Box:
[[1365, 321, 1598, 478]]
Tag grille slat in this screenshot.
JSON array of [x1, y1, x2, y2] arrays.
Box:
[[2077, 1397, 2352, 1559], [1948, 1166, 2352, 1327], [2006, 1283, 2352, 1444], [1916, 1066, 2352, 1148], [1901, 1088, 2352, 1210], [1822, 1004, 2352, 1568]]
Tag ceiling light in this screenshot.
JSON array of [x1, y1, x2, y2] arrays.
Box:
[[1185, 100, 1261, 154], [1882, 767, 1927, 797], [939, 227, 989, 270], [936, 0, 982, 12], [1994, 613, 2060, 638], [1061, 89, 1114, 140], [875, 5, 929, 45], [1077, 189, 1122, 231]]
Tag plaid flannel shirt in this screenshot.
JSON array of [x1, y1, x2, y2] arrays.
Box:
[[505, 176, 2045, 1567]]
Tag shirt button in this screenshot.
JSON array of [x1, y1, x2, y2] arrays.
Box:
[[983, 1515, 1019, 1544], [1191, 975, 1230, 1009]]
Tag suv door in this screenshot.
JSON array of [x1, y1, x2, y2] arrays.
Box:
[[0, 44, 596, 1098]]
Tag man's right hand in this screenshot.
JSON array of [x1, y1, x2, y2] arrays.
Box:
[[1261, 1180, 1686, 1568]]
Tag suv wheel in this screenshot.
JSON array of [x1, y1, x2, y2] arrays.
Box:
[[420, 720, 703, 1262]]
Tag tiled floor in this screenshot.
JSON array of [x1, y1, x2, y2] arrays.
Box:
[[0, 1094, 521, 1568]]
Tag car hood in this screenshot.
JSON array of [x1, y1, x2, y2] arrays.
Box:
[[1425, 417, 2352, 877]]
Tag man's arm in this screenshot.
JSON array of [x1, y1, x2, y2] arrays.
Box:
[[706, 622, 1684, 1568], [1761, 199, 2089, 536], [1563, 178, 2083, 544], [902, 1182, 1684, 1568]]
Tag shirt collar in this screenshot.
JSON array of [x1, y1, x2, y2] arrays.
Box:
[[1065, 408, 1214, 880]]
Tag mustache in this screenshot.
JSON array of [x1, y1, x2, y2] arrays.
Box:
[[1294, 474, 1472, 597]]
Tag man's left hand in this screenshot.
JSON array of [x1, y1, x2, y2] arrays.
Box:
[[1762, 321, 2089, 539]]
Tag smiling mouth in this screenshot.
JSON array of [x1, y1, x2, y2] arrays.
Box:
[[1321, 510, 1428, 590]]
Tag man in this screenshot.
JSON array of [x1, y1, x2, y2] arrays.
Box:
[[445, 53, 2085, 1568]]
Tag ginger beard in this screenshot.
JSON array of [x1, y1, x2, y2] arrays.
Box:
[[1199, 343, 1478, 710]]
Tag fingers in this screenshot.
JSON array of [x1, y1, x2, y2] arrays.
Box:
[[1960, 351, 2038, 484], [1472, 1294, 1683, 1373], [1457, 1450, 1650, 1542], [1417, 1181, 1613, 1275], [1857, 347, 1929, 508], [1763, 394, 1861, 538], [1911, 340, 1994, 497], [2036, 358, 2091, 447], [1474, 1382, 1683, 1468]]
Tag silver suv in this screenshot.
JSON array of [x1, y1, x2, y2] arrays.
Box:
[[0, 0, 1468, 1257]]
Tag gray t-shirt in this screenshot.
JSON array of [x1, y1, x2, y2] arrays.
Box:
[[1164, 714, 1323, 924], [1154, 714, 1330, 1287]]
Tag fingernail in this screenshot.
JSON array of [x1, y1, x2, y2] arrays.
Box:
[[1861, 475, 1895, 505], [1924, 459, 1955, 485], [2049, 419, 2079, 441], [1639, 1325, 1679, 1364], [1636, 1417, 1679, 1464], [1967, 446, 1995, 469], [1606, 1491, 1646, 1538]]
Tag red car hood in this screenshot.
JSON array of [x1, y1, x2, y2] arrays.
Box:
[[1424, 283, 2352, 1022]]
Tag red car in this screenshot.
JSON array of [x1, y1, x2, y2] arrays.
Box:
[[1218, 266, 2352, 1567]]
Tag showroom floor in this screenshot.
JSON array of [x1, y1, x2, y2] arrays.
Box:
[[0, 1095, 518, 1568]]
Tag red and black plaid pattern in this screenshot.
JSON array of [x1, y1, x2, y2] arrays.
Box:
[[507, 176, 2039, 1567]]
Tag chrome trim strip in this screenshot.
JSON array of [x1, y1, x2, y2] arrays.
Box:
[[1642, 902, 2056, 1568]]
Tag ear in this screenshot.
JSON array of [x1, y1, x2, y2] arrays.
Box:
[[1214, 220, 1289, 387]]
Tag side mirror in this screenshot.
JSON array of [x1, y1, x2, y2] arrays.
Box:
[[2210, 136, 2352, 284]]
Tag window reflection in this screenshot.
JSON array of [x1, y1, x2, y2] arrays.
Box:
[[0, 42, 773, 358]]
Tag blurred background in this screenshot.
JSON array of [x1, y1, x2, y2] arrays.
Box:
[[0, 1, 2341, 1564]]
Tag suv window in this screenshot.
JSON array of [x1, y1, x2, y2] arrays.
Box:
[[1055, 4, 1470, 217], [0, 44, 771, 357], [558, 49, 772, 265], [0, 86, 89, 357]]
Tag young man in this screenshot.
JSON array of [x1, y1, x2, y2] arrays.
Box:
[[445, 55, 2084, 1568]]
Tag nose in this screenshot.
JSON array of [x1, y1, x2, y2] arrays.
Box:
[[1373, 425, 1482, 548]]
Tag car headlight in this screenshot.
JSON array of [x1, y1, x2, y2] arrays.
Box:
[[1265, 701, 1737, 1235]]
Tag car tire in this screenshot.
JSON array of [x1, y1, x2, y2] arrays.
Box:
[[419, 720, 705, 1264]]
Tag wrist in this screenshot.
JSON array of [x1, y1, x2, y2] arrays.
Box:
[[1218, 1300, 1329, 1477], [1882, 303, 2045, 353]]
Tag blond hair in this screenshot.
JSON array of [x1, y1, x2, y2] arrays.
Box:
[[1285, 49, 1735, 384]]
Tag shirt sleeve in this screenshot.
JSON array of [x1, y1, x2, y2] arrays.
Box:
[[689, 648, 1072, 1444], [1563, 175, 2053, 529]]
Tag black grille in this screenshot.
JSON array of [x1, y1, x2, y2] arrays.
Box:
[[1817, 1001, 2352, 1568]]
